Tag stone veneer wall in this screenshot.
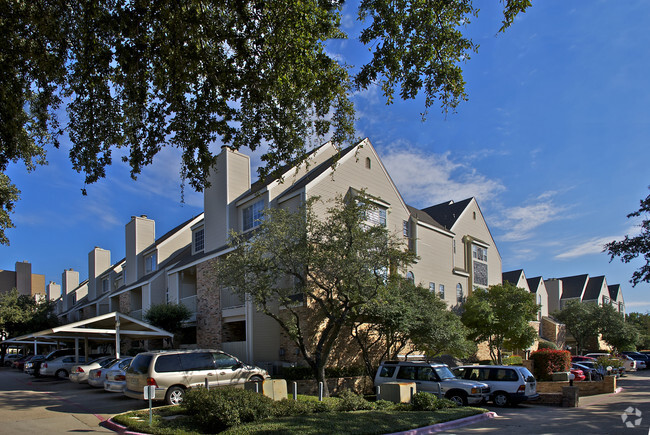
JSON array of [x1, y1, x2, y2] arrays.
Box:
[[196, 258, 223, 348], [119, 292, 131, 313], [536, 376, 616, 396]]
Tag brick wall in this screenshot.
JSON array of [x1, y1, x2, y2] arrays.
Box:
[[196, 259, 223, 348], [536, 376, 616, 396]]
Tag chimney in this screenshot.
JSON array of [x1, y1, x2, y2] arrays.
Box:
[[62, 269, 79, 312], [204, 147, 251, 251], [88, 247, 111, 300], [125, 215, 155, 285], [46, 281, 61, 301], [14, 261, 32, 297]]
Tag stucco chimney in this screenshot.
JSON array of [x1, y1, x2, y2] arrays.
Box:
[[125, 215, 155, 285], [204, 147, 251, 251], [88, 247, 111, 300]]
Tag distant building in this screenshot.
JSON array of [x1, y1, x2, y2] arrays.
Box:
[[0, 261, 45, 297]]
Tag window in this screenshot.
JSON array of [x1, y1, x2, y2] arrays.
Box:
[[378, 366, 396, 378], [429, 282, 435, 293], [180, 353, 215, 371], [154, 354, 182, 373], [144, 252, 157, 274], [396, 366, 417, 381], [365, 207, 386, 227], [456, 283, 463, 303], [102, 278, 109, 293], [365, 157, 371, 169], [243, 200, 264, 231], [472, 244, 488, 286], [403, 220, 410, 237], [194, 228, 204, 252], [213, 353, 238, 369], [439, 284, 445, 299]]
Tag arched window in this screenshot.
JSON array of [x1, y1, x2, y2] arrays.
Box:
[[406, 271, 414, 283], [456, 283, 463, 303], [365, 157, 371, 169]]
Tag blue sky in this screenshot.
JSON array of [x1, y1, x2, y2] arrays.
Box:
[[2, 1, 649, 313]]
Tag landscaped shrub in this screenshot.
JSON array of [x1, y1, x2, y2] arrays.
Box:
[[184, 387, 275, 431], [595, 356, 623, 374], [410, 392, 457, 411], [537, 340, 558, 350], [530, 349, 571, 381], [502, 355, 523, 366], [336, 389, 373, 411], [280, 365, 365, 381]]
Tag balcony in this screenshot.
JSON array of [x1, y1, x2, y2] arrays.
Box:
[[221, 288, 245, 309], [180, 294, 197, 322], [222, 341, 247, 361], [129, 309, 142, 320]]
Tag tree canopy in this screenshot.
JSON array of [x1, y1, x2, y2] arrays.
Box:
[[0, 289, 59, 339], [605, 188, 650, 286], [351, 277, 474, 378], [552, 300, 601, 355], [212, 194, 417, 395], [0, 0, 531, 245], [461, 282, 539, 364]]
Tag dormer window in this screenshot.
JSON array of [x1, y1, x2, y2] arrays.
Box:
[[243, 200, 265, 231], [194, 228, 205, 252]]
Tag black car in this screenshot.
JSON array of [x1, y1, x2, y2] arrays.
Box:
[[25, 355, 46, 376]]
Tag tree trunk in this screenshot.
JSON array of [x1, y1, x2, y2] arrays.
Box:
[[311, 362, 329, 397]]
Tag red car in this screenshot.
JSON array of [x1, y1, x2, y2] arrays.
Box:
[[570, 368, 586, 381]]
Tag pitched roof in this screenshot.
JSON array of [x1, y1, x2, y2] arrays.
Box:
[[527, 276, 543, 293], [278, 142, 359, 199], [406, 205, 446, 231], [503, 270, 524, 286], [583, 275, 606, 301], [559, 274, 589, 299], [421, 198, 473, 230], [608, 284, 621, 300]]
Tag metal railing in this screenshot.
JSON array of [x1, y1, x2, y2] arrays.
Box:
[[221, 288, 245, 309]]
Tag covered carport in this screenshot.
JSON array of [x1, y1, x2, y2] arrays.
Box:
[[8, 311, 173, 361]]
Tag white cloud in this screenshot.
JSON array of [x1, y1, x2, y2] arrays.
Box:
[[379, 144, 505, 208], [555, 235, 617, 259], [493, 192, 566, 242]]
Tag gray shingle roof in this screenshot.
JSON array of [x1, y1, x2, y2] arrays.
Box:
[[527, 276, 543, 293], [421, 198, 473, 230], [502, 270, 524, 286], [406, 205, 446, 231], [608, 284, 621, 300], [583, 275, 606, 301], [559, 274, 589, 299]]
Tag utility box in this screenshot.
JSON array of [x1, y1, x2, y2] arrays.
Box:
[[377, 382, 416, 404], [245, 379, 288, 401], [551, 372, 570, 382]]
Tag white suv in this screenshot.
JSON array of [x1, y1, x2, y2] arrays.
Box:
[[452, 365, 539, 406], [374, 360, 490, 406]]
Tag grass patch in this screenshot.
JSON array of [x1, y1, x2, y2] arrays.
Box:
[[112, 405, 486, 435]]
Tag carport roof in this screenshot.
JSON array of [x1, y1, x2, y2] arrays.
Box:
[[9, 311, 173, 343]]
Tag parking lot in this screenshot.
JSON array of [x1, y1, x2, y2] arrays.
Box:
[[0, 366, 145, 433], [2, 364, 650, 434]]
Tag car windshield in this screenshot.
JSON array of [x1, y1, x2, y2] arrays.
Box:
[[433, 366, 456, 380]]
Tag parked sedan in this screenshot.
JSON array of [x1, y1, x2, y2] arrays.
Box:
[[88, 357, 132, 388], [40, 355, 88, 379], [103, 358, 134, 393], [570, 367, 586, 381], [24, 355, 46, 376], [572, 362, 603, 381], [69, 356, 116, 384], [3, 354, 23, 367]]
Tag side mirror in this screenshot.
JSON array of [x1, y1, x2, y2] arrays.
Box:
[[232, 362, 244, 370]]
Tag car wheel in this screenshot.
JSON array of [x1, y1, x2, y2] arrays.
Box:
[[249, 375, 264, 383], [446, 391, 467, 406], [493, 392, 509, 407], [55, 369, 68, 379], [165, 386, 185, 406]]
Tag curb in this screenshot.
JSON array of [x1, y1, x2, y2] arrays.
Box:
[[102, 418, 146, 434], [386, 411, 499, 435]]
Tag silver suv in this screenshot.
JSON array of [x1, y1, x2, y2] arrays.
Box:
[[124, 349, 270, 405], [374, 360, 490, 406], [452, 365, 539, 406]]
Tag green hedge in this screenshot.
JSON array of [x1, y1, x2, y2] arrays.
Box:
[[502, 355, 523, 366], [280, 365, 365, 381], [537, 340, 558, 350], [183, 387, 458, 432], [530, 349, 571, 381]]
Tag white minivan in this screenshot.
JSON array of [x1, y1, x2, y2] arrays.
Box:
[[452, 365, 539, 406]]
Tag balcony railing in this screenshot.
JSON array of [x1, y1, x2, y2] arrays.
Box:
[[222, 341, 247, 361], [221, 288, 245, 309], [180, 295, 197, 321]]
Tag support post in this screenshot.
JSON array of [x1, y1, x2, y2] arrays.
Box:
[[318, 382, 323, 402], [115, 313, 121, 359], [293, 382, 297, 401]]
